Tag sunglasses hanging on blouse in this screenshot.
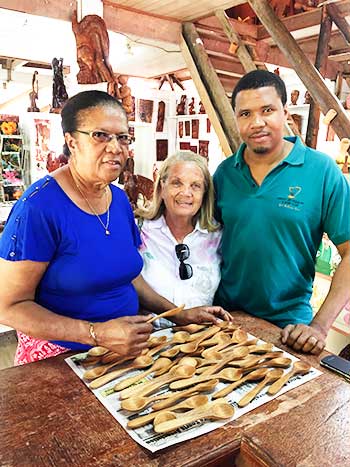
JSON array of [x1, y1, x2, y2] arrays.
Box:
[[175, 243, 193, 280]]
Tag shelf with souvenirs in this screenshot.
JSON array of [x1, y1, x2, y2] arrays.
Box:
[[0, 115, 27, 203]]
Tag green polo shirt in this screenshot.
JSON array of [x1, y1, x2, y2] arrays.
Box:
[[213, 136, 350, 327]]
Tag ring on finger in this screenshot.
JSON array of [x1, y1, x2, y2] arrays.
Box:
[[308, 336, 317, 345]]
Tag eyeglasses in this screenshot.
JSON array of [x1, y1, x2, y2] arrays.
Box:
[[75, 130, 135, 145], [175, 243, 193, 280]]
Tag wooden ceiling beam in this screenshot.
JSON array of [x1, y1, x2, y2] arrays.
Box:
[[248, 0, 350, 141], [257, 0, 350, 40], [326, 2, 350, 45], [196, 16, 258, 39]]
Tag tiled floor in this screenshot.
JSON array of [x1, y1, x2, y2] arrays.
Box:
[[0, 331, 17, 370]]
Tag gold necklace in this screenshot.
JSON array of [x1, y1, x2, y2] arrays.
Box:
[[71, 172, 111, 235]]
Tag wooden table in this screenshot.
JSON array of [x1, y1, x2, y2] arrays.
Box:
[[1, 312, 349, 467]]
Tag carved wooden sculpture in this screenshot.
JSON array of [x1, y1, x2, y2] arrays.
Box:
[[27, 71, 40, 112], [71, 10, 120, 98], [50, 57, 68, 113]]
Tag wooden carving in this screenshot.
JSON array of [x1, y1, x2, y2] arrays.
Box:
[[156, 101, 165, 132], [124, 173, 154, 209], [50, 57, 68, 114], [27, 71, 40, 112], [71, 10, 120, 98]]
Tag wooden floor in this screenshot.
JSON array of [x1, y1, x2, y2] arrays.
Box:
[[0, 331, 17, 370]]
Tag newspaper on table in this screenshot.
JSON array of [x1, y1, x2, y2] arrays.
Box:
[[65, 329, 322, 453]]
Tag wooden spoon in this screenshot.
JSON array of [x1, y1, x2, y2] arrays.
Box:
[[153, 398, 234, 434], [147, 335, 168, 348], [119, 364, 196, 400], [87, 346, 109, 357], [122, 379, 218, 412], [179, 326, 221, 354], [248, 343, 274, 354], [228, 352, 284, 369], [152, 379, 218, 411], [267, 361, 312, 396], [200, 332, 231, 347], [201, 347, 249, 376], [147, 304, 185, 323], [88, 355, 154, 390], [114, 358, 172, 393], [201, 329, 248, 358], [127, 394, 209, 429], [170, 367, 243, 390], [212, 368, 270, 399], [244, 357, 292, 373], [173, 324, 206, 333], [83, 356, 138, 381], [238, 369, 285, 407]]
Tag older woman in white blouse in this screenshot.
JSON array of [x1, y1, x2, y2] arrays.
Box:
[[136, 151, 231, 325]]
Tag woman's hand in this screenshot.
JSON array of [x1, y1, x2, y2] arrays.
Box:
[[171, 306, 233, 326], [280, 322, 327, 355], [95, 315, 153, 357]]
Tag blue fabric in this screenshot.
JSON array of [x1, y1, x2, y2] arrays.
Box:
[[0, 176, 143, 350], [213, 136, 350, 328]]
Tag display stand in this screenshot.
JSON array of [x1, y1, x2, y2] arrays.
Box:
[[0, 134, 26, 202]]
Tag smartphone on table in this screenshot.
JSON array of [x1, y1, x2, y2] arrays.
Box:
[[320, 354, 350, 381]]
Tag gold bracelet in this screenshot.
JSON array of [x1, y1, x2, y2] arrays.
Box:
[[88, 322, 98, 346]]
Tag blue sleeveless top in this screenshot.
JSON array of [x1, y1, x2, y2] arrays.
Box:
[[0, 176, 143, 350]]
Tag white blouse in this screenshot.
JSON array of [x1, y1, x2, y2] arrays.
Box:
[[139, 215, 222, 309]]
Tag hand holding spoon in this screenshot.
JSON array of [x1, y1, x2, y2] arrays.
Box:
[[267, 361, 311, 395]]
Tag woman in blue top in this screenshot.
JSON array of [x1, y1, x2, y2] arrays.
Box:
[[0, 90, 177, 364]]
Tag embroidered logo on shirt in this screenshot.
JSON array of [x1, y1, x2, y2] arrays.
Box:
[[278, 186, 304, 211], [288, 186, 302, 199]]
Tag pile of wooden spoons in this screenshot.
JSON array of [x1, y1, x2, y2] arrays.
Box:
[[77, 322, 312, 435]]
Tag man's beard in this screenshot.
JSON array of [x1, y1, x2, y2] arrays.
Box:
[[253, 146, 269, 154]]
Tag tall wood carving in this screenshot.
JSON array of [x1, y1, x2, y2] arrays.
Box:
[[72, 10, 120, 99]]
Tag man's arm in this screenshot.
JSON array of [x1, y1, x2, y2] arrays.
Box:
[[281, 240, 350, 355]]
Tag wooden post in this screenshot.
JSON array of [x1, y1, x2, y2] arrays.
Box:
[[182, 22, 241, 154], [247, 0, 350, 141], [327, 3, 350, 45], [215, 10, 256, 73], [305, 6, 332, 149]]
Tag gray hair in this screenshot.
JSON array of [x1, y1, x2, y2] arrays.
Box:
[[136, 151, 218, 232]]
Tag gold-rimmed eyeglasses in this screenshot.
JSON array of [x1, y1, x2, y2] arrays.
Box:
[[75, 129, 135, 145]]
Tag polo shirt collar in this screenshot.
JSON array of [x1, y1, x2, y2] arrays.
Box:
[[233, 135, 305, 168]]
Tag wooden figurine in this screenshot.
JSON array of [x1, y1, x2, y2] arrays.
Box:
[[290, 89, 300, 105], [189, 98, 196, 115], [199, 101, 206, 114], [304, 90, 311, 104], [27, 71, 40, 112], [176, 95, 186, 115], [50, 57, 68, 114], [156, 101, 165, 132]]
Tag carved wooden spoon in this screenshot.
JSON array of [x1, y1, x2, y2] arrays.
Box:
[[243, 357, 292, 373], [267, 361, 311, 396], [238, 369, 284, 407], [153, 398, 234, 434], [127, 394, 209, 429], [212, 368, 270, 399], [114, 357, 172, 392], [119, 364, 196, 400], [83, 354, 152, 381], [121, 379, 218, 412], [88, 355, 154, 389], [147, 304, 185, 323], [170, 367, 243, 390], [87, 346, 109, 357], [179, 326, 221, 354]]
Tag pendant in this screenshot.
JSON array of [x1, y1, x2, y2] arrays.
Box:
[[105, 230, 110, 235]]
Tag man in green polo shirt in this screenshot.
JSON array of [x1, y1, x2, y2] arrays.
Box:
[[214, 69, 350, 355]]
